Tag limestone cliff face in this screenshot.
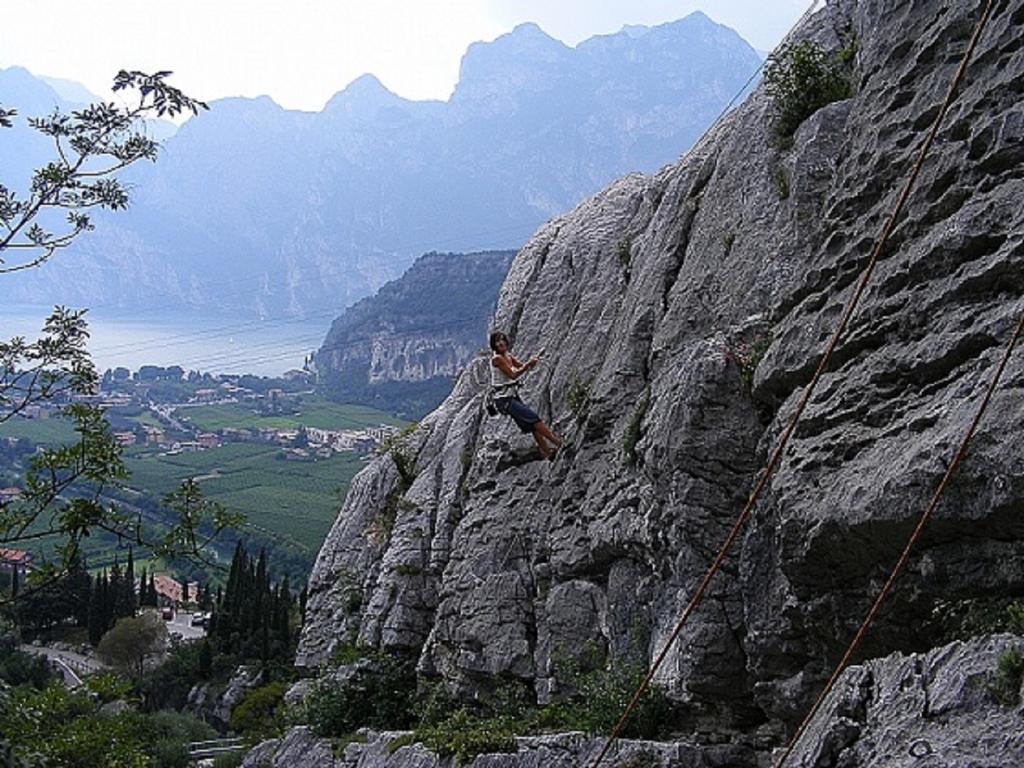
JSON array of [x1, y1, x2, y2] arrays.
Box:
[[298, 0, 1024, 759]]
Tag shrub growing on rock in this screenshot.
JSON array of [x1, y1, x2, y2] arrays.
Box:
[[764, 40, 854, 142], [230, 681, 289, 740], [303, 651, 417, 737]]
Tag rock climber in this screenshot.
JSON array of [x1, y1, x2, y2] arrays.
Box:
[[489, 330, 563, 460]]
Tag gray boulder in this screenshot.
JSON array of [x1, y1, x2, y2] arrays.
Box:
[[786, 635, 1024, 767], [241, 727, 341, 768], [189, 664, 263, 729]]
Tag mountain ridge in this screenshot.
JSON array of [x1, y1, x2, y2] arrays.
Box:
[[315, 250, 516, 419], [0, 12, 762, 319]]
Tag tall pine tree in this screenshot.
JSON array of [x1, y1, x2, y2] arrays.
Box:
[[124, 547, 137, 615], [210, 543, 296, 665], [67, 553, 91, 628], [110, 557, 134, 620]]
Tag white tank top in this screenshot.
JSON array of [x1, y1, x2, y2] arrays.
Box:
[[491, 355, 518, 390]]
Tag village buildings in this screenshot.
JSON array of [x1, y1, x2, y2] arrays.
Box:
[[0, 548, 34, 577]]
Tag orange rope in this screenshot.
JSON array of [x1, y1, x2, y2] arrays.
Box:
[[589, 0, 997, 764], [775, 303, 1022, 768]]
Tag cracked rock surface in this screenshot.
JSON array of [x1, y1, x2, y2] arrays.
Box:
[[292, 0, 1024, 763], [788, 635, 1024, 767]]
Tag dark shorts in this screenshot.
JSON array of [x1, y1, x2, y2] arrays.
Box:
[[496, 396, 541, 434]]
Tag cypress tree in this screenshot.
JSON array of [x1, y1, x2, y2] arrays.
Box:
[[102, 570, 113, 634], [109, 558, 122, 615], [243, 555, 256, 637], [138, 567, 147, 606], [260, 618, 270, 666], [256, 549, 268, 594], [196, 583, 207, 611], [199, 638, 213, 679], [125, 547, 137, 614], [90, 571, 114, 643], [87, 573, 104, 645], [275, 577, 291, 649], [110, 557, 133, 619], [223, 542, 243, 614], [68, 553, 91, 627]]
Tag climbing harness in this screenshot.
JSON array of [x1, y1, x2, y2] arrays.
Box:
[[485, 381, 520, 417], [589, 1, 1002, 766]]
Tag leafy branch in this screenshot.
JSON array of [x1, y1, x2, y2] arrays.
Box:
[[0, 71, 208, 274], [0, 73, 231, 606]]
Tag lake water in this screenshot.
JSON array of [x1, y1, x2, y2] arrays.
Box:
[[1, 305, 333, 376]]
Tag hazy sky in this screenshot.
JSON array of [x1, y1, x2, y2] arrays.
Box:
[[1, 1, 815, 112]]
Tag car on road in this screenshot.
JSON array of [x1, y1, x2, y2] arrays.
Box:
[[190, 612, 210, 627], [161, 606, 174, 620]]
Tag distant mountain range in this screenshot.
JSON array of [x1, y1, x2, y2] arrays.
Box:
[[0, 13, 761, 319]]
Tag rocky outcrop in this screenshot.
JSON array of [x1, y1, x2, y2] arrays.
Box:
[[188, 664, 262, 730], [298, 0, 1024, 761], [316, 251, 515, 419], [246, 730, 754, 768], [255, 637, 1024, 766], [787, 635, 1024, 767]]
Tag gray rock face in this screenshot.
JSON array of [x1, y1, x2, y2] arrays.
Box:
[[242, 727, 340, 768], [787, 635, 1024, 767], [188, 664, 262, 729], [298, 0, 1024, 761], [248, 729, 754, 767], [354, 733, 752, 768]]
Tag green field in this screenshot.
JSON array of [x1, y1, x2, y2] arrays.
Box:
[[178, 397, 405, 432], [129, 410, 165, 429], [124, 444, 367, 554], [1, 400, 404, 577], [0, 417, 79, 444]]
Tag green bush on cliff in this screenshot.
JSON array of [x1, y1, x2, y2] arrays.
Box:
[[992, 646, 1024, 705], [764, 40, 854, 142], [304, 650, 417, 738], [390, 708, 518, 765], [230, 681, 290, 740], [545, 647, 674, 740], [385, 656, 674, 764], [566, 374, 592, 421]]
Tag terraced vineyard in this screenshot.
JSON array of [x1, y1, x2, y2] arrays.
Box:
[[0, 400, 406, 578], [123, 444, 367, 554]]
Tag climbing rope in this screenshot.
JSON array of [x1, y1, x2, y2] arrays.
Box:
[[770, 8, 1006, 763], [588, 1, 998, 765], [775, 308, 1021, 767]]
